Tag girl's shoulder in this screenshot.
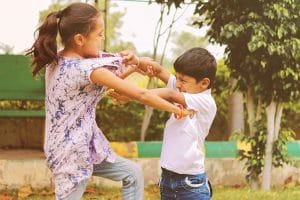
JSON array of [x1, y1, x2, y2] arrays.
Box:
[[79, 56, 123, 72]]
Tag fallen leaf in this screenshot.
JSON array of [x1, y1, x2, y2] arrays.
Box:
[[84, 187, 96, 194], [0, 194, 14, 200], [18, 185, 33, 198]]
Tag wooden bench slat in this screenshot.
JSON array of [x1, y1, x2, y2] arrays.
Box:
[[0, 110, 45, 117]]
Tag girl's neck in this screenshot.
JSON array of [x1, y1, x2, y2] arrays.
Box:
[[59, 48, 83, 58]]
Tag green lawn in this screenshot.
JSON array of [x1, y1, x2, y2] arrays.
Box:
[[1, 185, 299, 199]]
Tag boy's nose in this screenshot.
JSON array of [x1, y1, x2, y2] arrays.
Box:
[[175, 82, 181, 88]]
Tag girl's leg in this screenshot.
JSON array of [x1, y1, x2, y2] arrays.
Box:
[[93, 156, 144, 200], [62, 179, 88, 200]]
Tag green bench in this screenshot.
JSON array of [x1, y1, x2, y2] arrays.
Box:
[[0, 55, 45, 117]]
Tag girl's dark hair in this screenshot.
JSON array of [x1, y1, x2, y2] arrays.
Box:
[[174, 47, 217, 88], [26, 3, 100, 76]]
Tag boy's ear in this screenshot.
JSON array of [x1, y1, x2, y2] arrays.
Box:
[[73, 34, 85, 46], [200, 78, 210, 89]]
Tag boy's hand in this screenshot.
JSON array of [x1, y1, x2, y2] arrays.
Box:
[[119, 50, 139, 66]]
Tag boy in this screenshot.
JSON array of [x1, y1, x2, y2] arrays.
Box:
[[110, 47, 216, 199]]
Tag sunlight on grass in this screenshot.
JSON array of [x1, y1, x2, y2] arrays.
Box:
[[1, 185, 299, 199]]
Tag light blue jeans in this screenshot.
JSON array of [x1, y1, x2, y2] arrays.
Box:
[[64, 156, 144, 200]]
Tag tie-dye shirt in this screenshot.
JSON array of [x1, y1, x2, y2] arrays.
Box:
[[44, 53, 122, 199]]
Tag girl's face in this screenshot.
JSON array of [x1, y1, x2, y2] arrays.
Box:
[[80, 16, 105, 58]]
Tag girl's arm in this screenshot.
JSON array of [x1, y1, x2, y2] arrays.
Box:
[[149, 88, 186, 107], [90, 67, 185, 115]]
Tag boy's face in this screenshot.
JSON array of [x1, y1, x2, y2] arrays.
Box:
[[175, 72, 210, 93]]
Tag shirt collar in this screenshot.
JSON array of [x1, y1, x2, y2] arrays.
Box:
[[201, 88, 211, 94]]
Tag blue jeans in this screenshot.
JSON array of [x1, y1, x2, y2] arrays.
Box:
[[159, 168, 212, 200], [64, 156, 144, 200]]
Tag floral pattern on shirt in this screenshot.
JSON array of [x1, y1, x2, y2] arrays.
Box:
[[44, 54, 122, 199]]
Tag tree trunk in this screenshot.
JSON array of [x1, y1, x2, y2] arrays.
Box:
[[140, 4, 178, 141], [228, 78, 244, 135], [274, 103, 283, 140], [140, 78, 156, 141], [245, 87, 255, 137], [140, 106, 154, 141], [261, 101, 276, 191]]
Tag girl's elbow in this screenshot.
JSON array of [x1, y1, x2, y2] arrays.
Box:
[[135, 90, 153, 104]]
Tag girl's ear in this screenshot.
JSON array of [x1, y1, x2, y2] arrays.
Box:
[[200, 78, 210, 89], [73, 34, 85, 46]]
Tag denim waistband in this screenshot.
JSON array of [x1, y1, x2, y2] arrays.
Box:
[[161, 168, 206, 178]]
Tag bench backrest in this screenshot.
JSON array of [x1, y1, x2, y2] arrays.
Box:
[[0, 55, 45, 100]]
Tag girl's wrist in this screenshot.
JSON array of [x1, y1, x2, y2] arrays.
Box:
[[174, 104, 184, 119], [136, 56, 140, 67]]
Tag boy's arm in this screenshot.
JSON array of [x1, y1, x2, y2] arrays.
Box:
[[150, 88, 187, 107], [139, 58, 170, 84]]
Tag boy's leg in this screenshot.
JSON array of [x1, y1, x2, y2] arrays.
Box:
[[93, 156, 144, 200], [63, 179, 88, 200]]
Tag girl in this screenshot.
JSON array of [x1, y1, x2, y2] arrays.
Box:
[[27, 2, 191, 200]]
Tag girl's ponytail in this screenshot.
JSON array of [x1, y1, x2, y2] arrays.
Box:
[[27, 11, 60, 76]]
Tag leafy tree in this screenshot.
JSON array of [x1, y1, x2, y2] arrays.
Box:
[[0, 43, 14, 54], [157, 0, 300, 190]]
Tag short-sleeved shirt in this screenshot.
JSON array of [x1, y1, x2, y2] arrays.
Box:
[[44, 54, 122, 199], [160, 74, 217, 175]]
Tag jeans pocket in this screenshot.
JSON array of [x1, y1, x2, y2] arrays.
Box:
[[207, 179, 213, 197], [159, 177, 164, 194], [181, 176, 208, 194]]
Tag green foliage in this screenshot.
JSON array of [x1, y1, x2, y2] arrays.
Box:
[[282, 101, 300, 139], [155, 0, 183, 9], [209, 60, 230, 140], [0, 42, 14, 54], [192, 0, 300, 105], [160, 0, 300, 104], [232, 123, 295, 181]]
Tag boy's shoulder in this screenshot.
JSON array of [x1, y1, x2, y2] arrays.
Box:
[[183, 90, 217, 111]]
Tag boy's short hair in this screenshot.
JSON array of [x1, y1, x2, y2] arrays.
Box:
[[174, 47, 217, 88]]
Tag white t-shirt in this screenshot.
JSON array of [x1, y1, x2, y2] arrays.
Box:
[[160, 74, 217, 174]]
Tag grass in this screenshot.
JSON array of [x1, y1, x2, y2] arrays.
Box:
[[0, 185, 299, 200]]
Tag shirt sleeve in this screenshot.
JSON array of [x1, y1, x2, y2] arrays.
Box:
[[183, 92, 216, 115], [79, 56, 123, 83], [166, 74, 177, 90]]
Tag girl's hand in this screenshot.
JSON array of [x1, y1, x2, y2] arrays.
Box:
[[174, 104, 196, 119], [106, 89, 131, 104], [184, 109, 196, 119]]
